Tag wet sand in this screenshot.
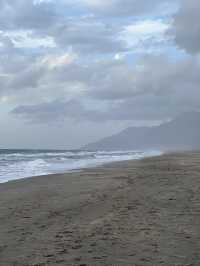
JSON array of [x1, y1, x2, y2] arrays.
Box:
[[0, 152, 200, 266]]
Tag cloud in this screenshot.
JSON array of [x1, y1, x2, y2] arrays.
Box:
[[0, 47, 84, 106], [80, 0, 174, 17], [0, 0, 57, 31], [41, 52, 77, 69], [0, 1, 127, 55], [0, 50, 44, 97], [2, 30, 56, 49], [0, 0, 199, 150], [11, 99, 104, 123], [53, 19, 127, 54], [52, 17, 171, 55], [0, 1, 173, 56], [1, 0, 199, 129], [169, 0, 200, 54], [12, 100, 81, 123], [10, 55, 200, 123], [120, 19, 170, 53]]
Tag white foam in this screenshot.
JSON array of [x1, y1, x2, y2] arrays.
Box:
[[0, 150, 162, 183]]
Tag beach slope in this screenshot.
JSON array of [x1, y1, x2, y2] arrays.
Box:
[[0, 152, 200, 266]]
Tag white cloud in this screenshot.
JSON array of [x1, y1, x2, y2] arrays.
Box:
[[41, 52, 78, 69], [120, 20, 170, 50], [2, 30, 56, 49], [124, 20, 169, 37], [114, 53, 125, 60]]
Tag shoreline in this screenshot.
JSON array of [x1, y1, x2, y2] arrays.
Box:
[[0, 151, 200, 265], [0, 151, 163, 185], [0, 150, 163, 185]]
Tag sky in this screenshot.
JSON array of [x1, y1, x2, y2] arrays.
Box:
[[0, 0, 200, 149]]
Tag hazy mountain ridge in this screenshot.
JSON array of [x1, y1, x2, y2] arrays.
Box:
[[83, 112, 200, 151]]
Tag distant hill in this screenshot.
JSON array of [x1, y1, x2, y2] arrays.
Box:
[[83, 112, 200, 151]]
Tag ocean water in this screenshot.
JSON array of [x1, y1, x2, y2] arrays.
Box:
[[0, 149, 162, 183]]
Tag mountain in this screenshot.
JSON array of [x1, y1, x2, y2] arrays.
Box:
[[83, 112, 200, 151]]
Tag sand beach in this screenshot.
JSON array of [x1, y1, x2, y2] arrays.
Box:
[[0, 152, 200, 266]]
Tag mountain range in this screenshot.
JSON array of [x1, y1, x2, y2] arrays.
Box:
[[83, 112, 200, 151]]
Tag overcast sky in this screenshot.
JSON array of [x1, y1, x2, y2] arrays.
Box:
[[0, 0, 200, 149]]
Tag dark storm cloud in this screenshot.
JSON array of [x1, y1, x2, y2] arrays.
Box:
[[10, 56, 200, 123], [0, 46, 45, 96], [85, 56, 200, 104], [12, 100, 79, 123], [11, 99, 105, 123], [53, 20, 127, 54], [170, 0, 200, 54]]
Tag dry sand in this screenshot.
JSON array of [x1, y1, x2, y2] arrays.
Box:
[[0, 152, 200, 266]]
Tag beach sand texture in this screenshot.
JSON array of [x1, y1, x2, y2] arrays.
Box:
[[0, 152, 200, 266]]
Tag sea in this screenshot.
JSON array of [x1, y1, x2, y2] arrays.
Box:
[[0, 149, 162, 183]]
